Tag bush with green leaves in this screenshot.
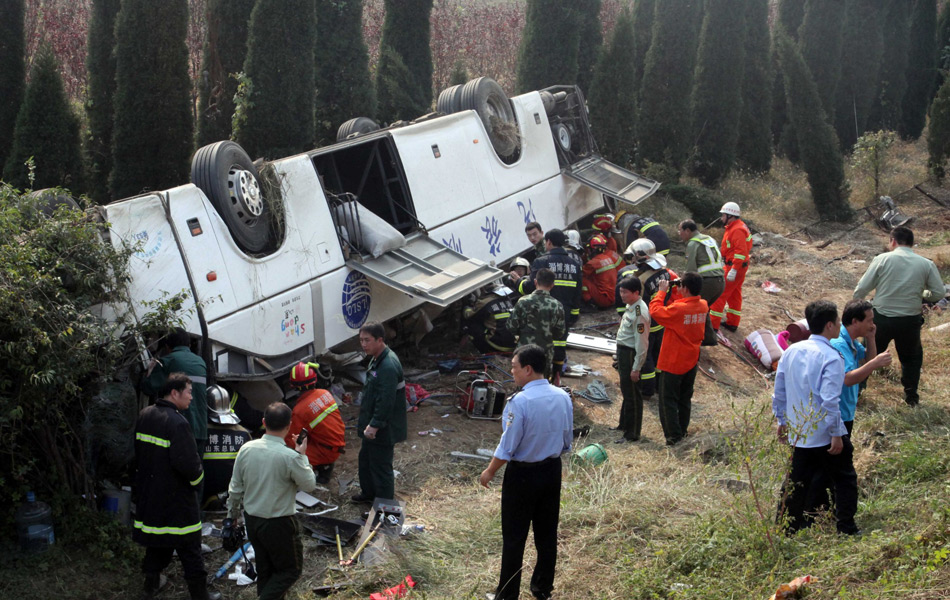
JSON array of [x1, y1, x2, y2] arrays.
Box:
[[851, 130, 896, 202], [0, 186, 176, 533]]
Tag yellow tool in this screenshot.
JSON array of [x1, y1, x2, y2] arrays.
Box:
[[341, 520, 382, 566], [335, 526, 343, 563]]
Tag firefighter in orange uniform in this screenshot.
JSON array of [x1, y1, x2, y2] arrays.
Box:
[[581, 234, 623, 308], [649, 272, 708, 445], [285, 362, 346, 484], [709, 202, 753, 332], [591, 213, 621, 254]]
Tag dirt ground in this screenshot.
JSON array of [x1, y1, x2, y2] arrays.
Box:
[[204, 187, 950, 597]]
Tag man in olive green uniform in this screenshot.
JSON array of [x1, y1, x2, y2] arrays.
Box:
[[143, 328, 210, 505], [853, 226, 946, 406], [353, 323, 408, 501], [227, 402, 315, 600], [506, 269, 566, 381], [678, 220, 724, 346]]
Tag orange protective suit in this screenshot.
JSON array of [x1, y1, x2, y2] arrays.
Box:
[[284, 388, 346, 467], [581, 249, 623, 307], [709, 218, 752, 329]]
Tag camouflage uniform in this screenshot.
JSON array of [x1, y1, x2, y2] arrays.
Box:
[[507, 289, 566, 378]]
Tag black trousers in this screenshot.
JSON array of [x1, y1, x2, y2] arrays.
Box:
[[245, 514, 303, 600], [617, 345, 643, 440], [142, 539, 206, 584], [873, 311, 924, 404], [358, 441, 395, 499], [496, 457, 562, 600], [638, 329, 662, 397], [658, 367, 697, 444], [782, 440, 858, 534]]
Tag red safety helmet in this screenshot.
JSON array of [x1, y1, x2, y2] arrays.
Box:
[[290, 362, 320, 387], [588, 233, 608, 249], [592, 214, 618, 233]]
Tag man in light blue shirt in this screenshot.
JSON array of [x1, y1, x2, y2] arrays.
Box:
[[829, 299, 892, 434], [480, 345, 573, 600], [772, 300, 859, 535]]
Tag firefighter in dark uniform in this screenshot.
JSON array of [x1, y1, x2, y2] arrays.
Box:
[[626, 239, 678, 399], [462, 285, 517, 353], [133, 373, 220, 600], [624, 214, 671, 258], [512, 228, 583, 327]]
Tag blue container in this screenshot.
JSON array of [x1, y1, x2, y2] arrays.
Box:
[[15, 492, 55, 553]]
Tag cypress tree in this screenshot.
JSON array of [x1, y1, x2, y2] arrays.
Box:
[[935, 1, 950, 91], [927, 75, 950, 180], [0, 0, 25, 172], [778, 0, 806, 36], [84, 0, 121, 203], [867, 0, 910, 132], [631, 0, 655, 100], [638, 0, 703, 176], [516, 0, 580, 94], [111, 0, 193, 199], [798, 0, 846, 119], [899, 0, 937, 140], [588, 8, 637, 167], [314, 0, 376, 145], [688, 0, 747, 187], [376, 0, 434, 122], [771, 0, 806, 145], [3, 46, 82, 191], [834, 0, 885, 151], [575, 0, 602, 95], [735, 0, 772, 174], [235, 0, 316, 159], [775, 31, 851, 222], [196, 0, 256, 147]]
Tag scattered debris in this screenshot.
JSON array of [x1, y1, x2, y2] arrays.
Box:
[[449, 451, 491, 462], [576, 380, 611, 404], [369, 574, 417, 599], [761, 280, 782, 294], [769, 575, 817, 600]]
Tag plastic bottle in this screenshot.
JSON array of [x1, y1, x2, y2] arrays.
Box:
[[15, 492, 55, 553]]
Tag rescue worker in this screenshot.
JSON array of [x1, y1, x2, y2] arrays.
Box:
[[507, 268, 567, 382], [564, 229, 584, 262], [617, 239, 677, 398], [462, 284, 517, 353], [709, 201, 753, 332], [678, 219, 724, 345], [133, 373, 220, 600], [581, 233, 623, 308], [503, 256, 531, 297], [591, 213, 621, 254], [649, 273, 708, 445], [202, 386, 251, 508], [624, 214, 671, 257], [285, 362, 346, 484], [512, 229, 583, 327]]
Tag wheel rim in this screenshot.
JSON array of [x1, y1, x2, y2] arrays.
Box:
[[228, 167, 264, 217]]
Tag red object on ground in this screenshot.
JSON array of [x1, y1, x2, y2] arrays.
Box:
[[369, 574, 416, 599]]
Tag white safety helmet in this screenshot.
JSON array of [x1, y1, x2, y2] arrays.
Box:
[[720, 201, 741, 217], [511, 257, 530, 270], [565, 229, 583, 251], [207, 385, 240, 425], [625, 238, 666, 270]]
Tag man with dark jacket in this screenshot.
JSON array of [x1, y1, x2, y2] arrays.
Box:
[[143, 328, 210, 450], [353, 323, 408, 501], [134, 372, 219, 600], [513, 229, 583, 326]]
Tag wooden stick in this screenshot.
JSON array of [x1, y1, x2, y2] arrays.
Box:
[[342, 520, 382, 566], [335, 526, 343, 562]]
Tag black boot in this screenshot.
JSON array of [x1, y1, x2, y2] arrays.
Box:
[[186, 580, 221, 600], [316, 462, 334, 484], [142, 574, 160, 600]]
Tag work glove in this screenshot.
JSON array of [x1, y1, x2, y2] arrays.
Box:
[[727, 269, 737, 282]]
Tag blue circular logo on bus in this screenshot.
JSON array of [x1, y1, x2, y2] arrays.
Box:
[[342, 271, 372, 329]]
